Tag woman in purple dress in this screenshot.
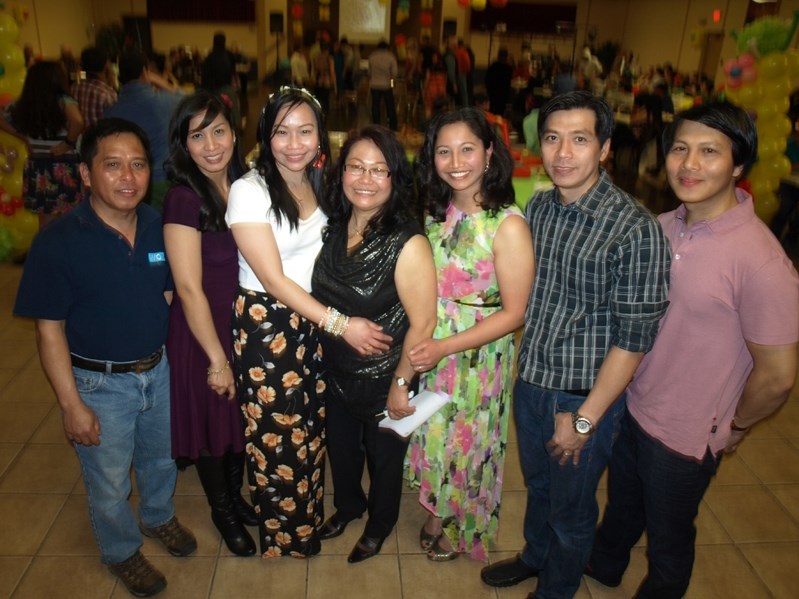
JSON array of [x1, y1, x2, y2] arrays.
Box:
[[163, 90, 256, 556]]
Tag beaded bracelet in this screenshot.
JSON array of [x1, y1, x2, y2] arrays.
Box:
[[207, 361, 230, 376], [321, 307, 350, 338], [319, 306, 332, 329]]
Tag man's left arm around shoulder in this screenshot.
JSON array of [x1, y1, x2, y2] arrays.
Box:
[[549, 346, 644, 466], [725, 341, 798, 453]]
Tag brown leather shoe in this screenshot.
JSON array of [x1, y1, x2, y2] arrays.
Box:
[[140, 517, 197, 557], [108, 550, 166, 597]]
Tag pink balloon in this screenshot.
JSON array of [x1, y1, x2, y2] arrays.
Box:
[[724, 58, 738, 74], [742, 67, 758, 83], [739, 53, 755, 69]]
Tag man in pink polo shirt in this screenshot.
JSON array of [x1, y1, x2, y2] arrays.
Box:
[[587, 101, 799, 598]]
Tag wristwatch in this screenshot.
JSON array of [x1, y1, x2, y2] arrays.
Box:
[[393, 375, 408, 388], [572, 412, 594, 435]]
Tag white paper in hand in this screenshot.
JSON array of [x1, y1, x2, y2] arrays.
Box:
[[378, 389, 452, 438]]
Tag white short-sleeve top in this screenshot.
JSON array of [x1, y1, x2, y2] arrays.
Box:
[[225, 169, 327, 293]]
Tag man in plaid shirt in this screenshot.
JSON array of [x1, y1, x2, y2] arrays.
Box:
[[73, 46, 117, 127], [481, 91, 671, 599]]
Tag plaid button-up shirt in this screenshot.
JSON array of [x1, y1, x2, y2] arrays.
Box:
[[73, 78, 118, 127], [518, 168, 671, 390]]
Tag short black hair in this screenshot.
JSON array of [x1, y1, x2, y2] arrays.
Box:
[[662, 101, 758, 178], [117, 49, 147, 85], [80, 118, 152, 170], [325, 125, 416, 236], [80, 46, 108, 74], [538, 90, 615, 147]]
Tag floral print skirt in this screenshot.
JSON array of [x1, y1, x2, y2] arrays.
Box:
[[23, 154, 84, 215], [232, 287, 326, 558]]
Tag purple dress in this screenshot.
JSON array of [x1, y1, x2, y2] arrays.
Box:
[[164, 185, 245, 459]]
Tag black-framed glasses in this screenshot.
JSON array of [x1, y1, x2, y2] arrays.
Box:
[[344, 163, 391, 179], [267, 85, 322, 110]]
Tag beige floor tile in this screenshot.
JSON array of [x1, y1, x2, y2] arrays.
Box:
[[770, 484, 799, 523], [492, 490, 527, 552], [0, 443, 22, 477], [0, 326, 37, 370], [28, 405, 67, 444], [503, 442, 525, 492], [210, 554, 307, 597], [0, 494, 67, 555], [714, 451, 760, 486], [695, 500, 733, 545], [583, 547, 648, 599], [685, 544, 771, 598], [737, 438, 799, 484], [0, 443, 81, 494], [767, 399, 799, 439], [13, 556, 116, 599], [0, 556, 30, 598], [704, 485, 799, 542], [396, 492, 427, 555], [0, 368, 17, 391], [121, 555, 215, 599], [310, 553, 401, 599], [38, 495, 99, 556], [173, 464, 205, 497], [739, 542, 799, 599], [0, 402, 51, 443], [0, 365, 54, 404], [400, 553, 492, 598]]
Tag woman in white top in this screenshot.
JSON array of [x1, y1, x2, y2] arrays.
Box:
[[226, 87, 390, 558]]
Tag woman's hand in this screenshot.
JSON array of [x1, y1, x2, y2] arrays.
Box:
[[408, 338, 446, 373], [385, 382, 416, 420], [342, 316, 393, 357], [207, 363, 236, 401]]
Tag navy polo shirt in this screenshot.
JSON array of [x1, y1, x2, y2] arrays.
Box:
[[14, 199, 173, 362]]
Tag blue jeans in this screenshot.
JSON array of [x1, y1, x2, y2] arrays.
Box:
[[514, 380, 625, 599], [590, 411, 720, 598], [73, 356, 176, 564]]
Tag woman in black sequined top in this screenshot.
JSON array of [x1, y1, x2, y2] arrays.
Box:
[[312, 125, 437, 563]]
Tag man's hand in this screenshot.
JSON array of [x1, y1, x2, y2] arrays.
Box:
[[62, 402, 101, 446]]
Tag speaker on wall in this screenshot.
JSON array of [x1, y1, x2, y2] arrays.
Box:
[[270, 12, 284, 34], [443, 19, 457, 39]]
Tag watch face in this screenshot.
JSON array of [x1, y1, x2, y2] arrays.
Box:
[[575, 418, 592, 434], [396, 376, 407, 387]]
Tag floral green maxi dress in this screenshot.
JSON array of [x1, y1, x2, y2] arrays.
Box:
[[405, 202, 522, 561]]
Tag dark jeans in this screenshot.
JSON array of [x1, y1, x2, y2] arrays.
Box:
[[325, 392, 409, 539], [514, 380, 625, 599], [370, 88, 397, 130], [590, 411, 721, 598]]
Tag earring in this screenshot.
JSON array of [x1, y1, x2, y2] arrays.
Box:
[[312, 146, 326, 170], [484, 162, 490, 174]]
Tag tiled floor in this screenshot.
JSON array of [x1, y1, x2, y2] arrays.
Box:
[[1, 264, 799, 599]]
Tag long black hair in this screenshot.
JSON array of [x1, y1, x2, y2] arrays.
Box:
[[165, 90, 245, 232], [10, 61, 70, 139], [255, 86, 331, 230], [325, 125, 416, 239], [417, 107, 514, 221]]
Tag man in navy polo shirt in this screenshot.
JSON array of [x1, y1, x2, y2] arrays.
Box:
[[15, 118, 196, 598]]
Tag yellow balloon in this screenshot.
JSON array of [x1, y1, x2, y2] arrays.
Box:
[[760, 155, 792, 180], [763, 76, 792, 99], [758, 114, 793, 139], [0, 13, 19, 43], [749, 171, 776, 198], [756, 96, 789, 120], [758, 53, 789, 80], [737, 83, 763, 107], [787, 49, 799, 80], [754, 190, 779, 224], [725, 85, 740, 104], [0, 131, 27, 198], [757, 135, 787, 159], [472, 0, 487, 9]]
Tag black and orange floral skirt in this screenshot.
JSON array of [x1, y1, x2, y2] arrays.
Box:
[[232, 287, 326, 558]]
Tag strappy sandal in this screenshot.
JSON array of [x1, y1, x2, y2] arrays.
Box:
[[419, 524, 441, 551], [426, 536, 459, 562]]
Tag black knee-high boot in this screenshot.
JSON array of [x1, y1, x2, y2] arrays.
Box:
[[195, 455, 256, 556], [225, 451, 258, 527]]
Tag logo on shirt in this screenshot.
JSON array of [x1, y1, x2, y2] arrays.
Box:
[[148, 252, 166, 265]]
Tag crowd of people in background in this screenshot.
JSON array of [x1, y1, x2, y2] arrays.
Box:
[[4, 27, 799, 599]]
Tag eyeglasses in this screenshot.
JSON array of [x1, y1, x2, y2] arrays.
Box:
[[344, 164, 391, 179], [266, 85, 322, 110]]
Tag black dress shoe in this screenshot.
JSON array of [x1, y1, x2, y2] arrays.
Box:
[[480, 553, 539, 587], [583, 561, 621, 587], [318, 514, 349, 540], [347, 535, 385, 563]]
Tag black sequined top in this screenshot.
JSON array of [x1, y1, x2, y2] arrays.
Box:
[[312, 218, 423, 420]]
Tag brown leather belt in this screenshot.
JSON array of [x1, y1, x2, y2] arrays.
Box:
[[70, 349, 163, 374]]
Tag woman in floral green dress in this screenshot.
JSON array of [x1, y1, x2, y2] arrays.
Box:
[[405, 107, 535, 562]]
